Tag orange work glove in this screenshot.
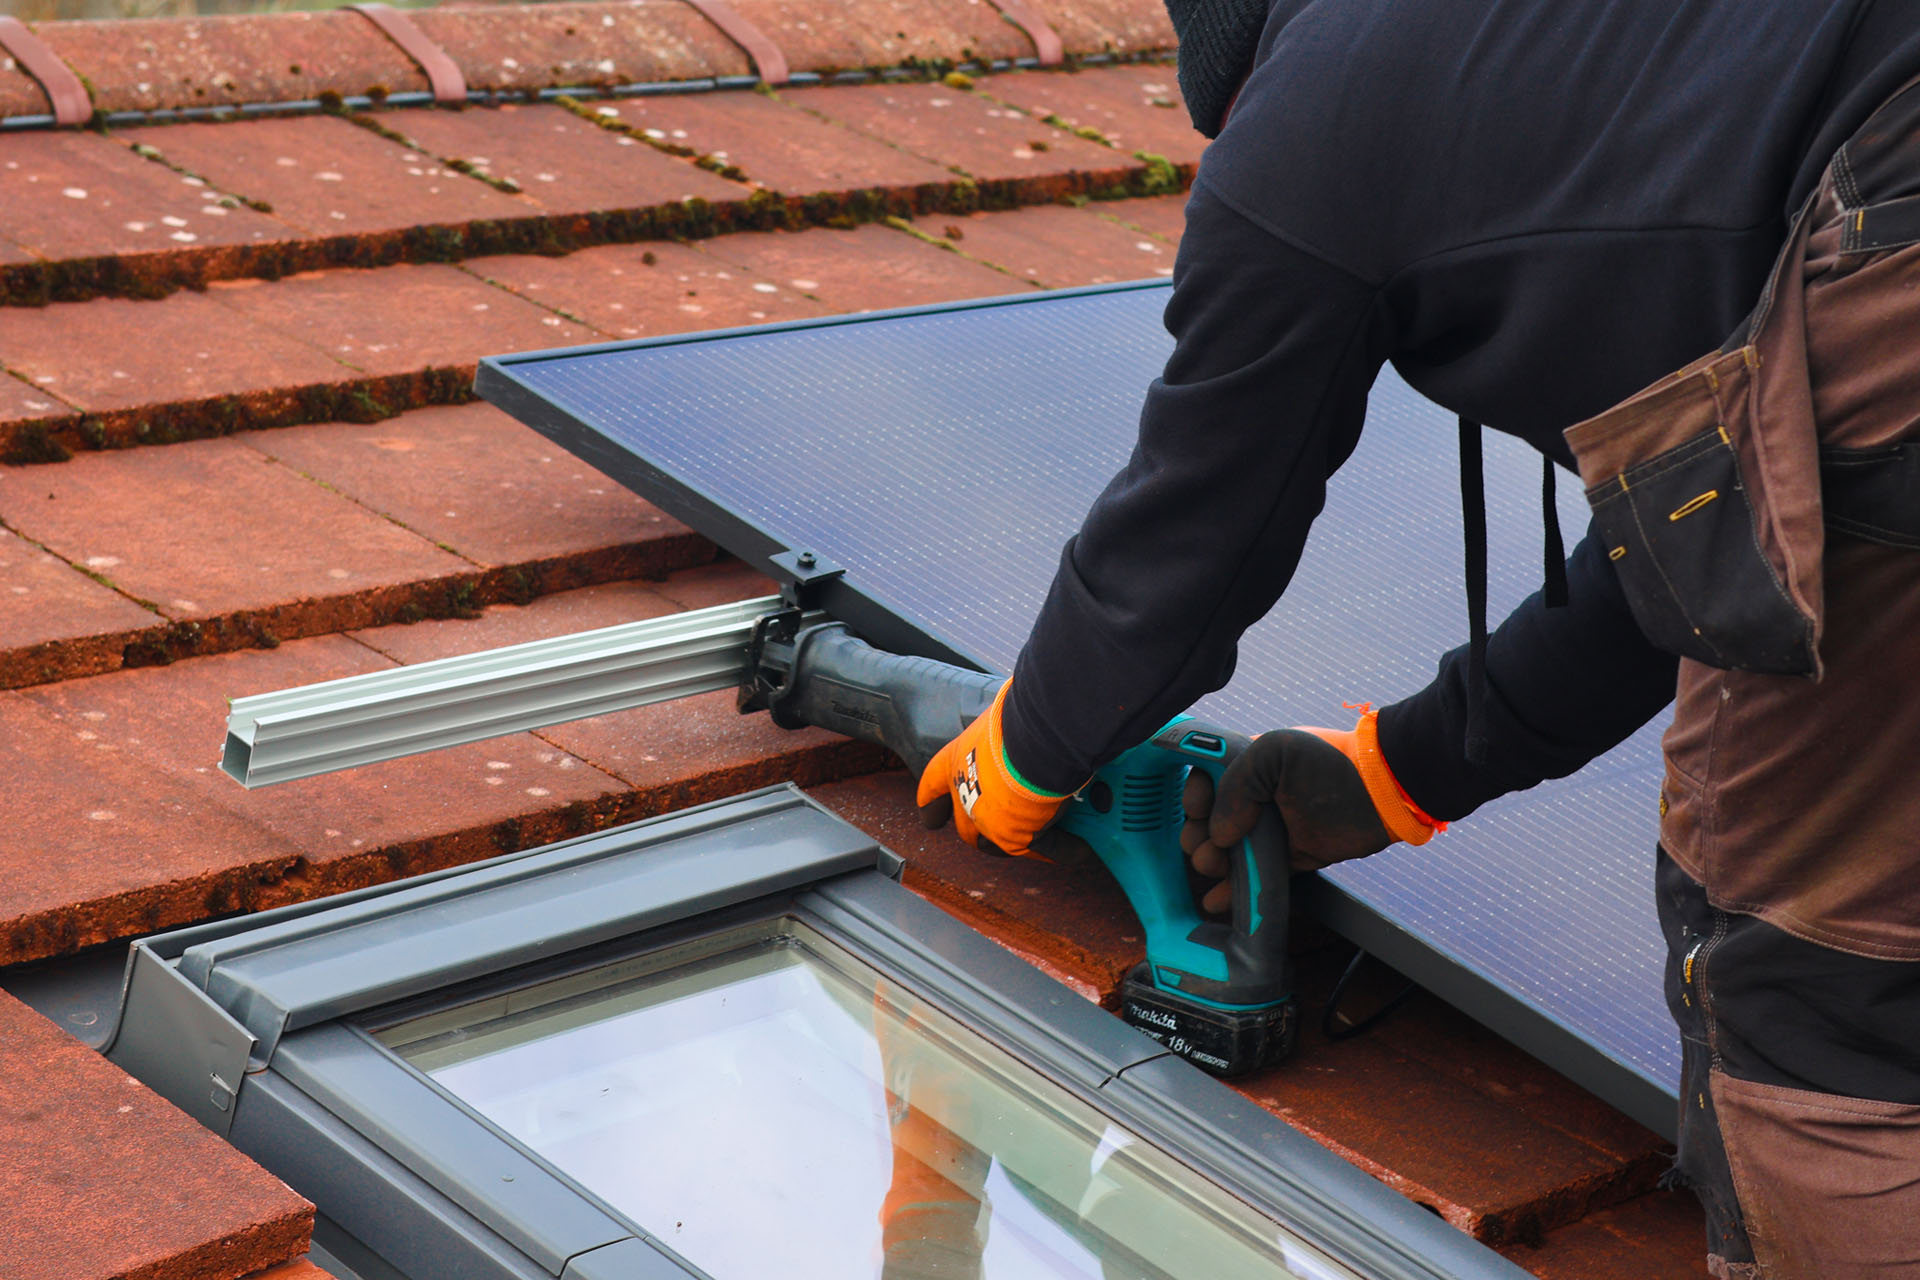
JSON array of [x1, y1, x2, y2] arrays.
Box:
[[1184, 705, 1443, 902], [915, 680, 1071, 857]]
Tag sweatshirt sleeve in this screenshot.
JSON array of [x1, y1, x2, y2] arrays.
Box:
[[999, 183, 1384, 792], [1376, 525, 1679, 821]]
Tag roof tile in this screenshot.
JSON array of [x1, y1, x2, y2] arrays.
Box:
[[42, 11, 424, 116], [369, 101, 752, 222], [720, 0, 1033, 73], [1497, 1189, 1703, 1278], [0, 435, 469, 624], [780, 78, 1138, 203], [470, 239, 826, 337], [0, 989, 313, 1280], [0, 527, 160, 678], [975, 62, 1203, 166], [812, 772, 1144, 994], [203, 261, 596, 377], [407, 0, 750, 94], [0, 287, 363, 451], [0, 370, 76, 421], [0, 49, 50, 119], [1093, 188, 1185, 241], [241, 402, 691, 570], [116, 113, 535, 238], [0, 129, 294, 292], [943, 199, 1176, 285], [0, 689, 305, 962], [698, 221, 1034, 309], [590, 90, 956, 204], [19, 634, 628, 891], [1027, 0, 1176, 56]]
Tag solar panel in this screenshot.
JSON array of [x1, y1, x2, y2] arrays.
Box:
[[477, 281, 1677, 1137]]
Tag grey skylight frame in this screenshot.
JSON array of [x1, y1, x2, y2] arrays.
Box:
[[105, 786, 1526, 1280]]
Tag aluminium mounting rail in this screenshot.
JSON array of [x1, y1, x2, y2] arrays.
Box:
[[222, 595, 792, 788]]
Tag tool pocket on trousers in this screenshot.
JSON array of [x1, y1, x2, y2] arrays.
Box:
[[1567, 348, 1819, 675]]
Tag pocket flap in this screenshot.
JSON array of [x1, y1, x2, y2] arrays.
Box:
[[1564, 347, 1755, 492]]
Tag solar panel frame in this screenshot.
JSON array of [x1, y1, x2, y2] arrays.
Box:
[[476, 279, 1679, 1139]]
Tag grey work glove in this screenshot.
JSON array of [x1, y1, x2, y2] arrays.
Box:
[[1181, 713, 1443, 913]]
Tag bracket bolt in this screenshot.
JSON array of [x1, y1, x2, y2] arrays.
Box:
[[796, 551, 817, 569]]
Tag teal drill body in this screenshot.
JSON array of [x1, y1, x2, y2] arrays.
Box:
[[745, 617, 1296, 1075]]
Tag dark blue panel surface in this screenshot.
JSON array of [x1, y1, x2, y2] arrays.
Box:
[[478, 283, 1677, 1135]]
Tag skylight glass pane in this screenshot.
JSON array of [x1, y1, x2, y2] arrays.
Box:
[[378, 920, 1359, 1280]]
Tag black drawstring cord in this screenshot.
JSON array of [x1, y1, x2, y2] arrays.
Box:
[[1459, 416, 1489, 765], [1542, 456, 1569, 608]]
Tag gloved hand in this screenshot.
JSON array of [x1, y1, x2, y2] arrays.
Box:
[[915, 679, 1071, 857], [1182, 705, 1442, 910]]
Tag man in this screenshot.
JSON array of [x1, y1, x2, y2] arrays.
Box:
[[914, 2, 1920, 1275]]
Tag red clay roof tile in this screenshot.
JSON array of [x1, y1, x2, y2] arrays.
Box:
[[0, 689, 306, 962], [0, 989, 312, 1280], [116, 113, 535, 238], [0, 129, 294, 274], [698, 221, 1035, 309], [469, 238, 827, 337], [720, 0, 1034, 75], [975, 62, 1204, 165], [589, 90, 958, 203], [44, 11, 426, 116], [18, 633, 631, 896], [242, 402, 689, 570], [0, 526, 159, 666], [1, 436, 471, 622], [782, 77, 1140, 204], [941, 199, 1176, 285], [1094, 187, 1186, 241], [1497, 1189, 1705, 1278], [373, 101, 753, 221], [0, 370, 77, 421], [1026, 0, 1176, 57], [406, 0, 751, 94], [203, 261, 597, 376]]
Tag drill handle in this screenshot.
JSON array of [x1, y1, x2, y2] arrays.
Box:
[[1149, 721, 1295, 1008], [759, 622, 1000, 776]]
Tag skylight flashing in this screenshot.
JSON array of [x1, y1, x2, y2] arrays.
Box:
[[104, 787, 1527, 1280]]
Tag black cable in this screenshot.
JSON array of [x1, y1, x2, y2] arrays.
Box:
[[1321, 947, 1420, 1042]]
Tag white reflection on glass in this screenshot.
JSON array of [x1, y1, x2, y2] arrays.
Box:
[[378, 921, 1360, 1280]]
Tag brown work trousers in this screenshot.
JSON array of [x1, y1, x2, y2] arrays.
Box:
[[1565, 80, 1920, 1279]]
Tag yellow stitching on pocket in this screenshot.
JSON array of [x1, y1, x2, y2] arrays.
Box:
[[1718, 424, 1730, 445], [1610, 545, 1627, 560], [1669, 490, 1720, 521]]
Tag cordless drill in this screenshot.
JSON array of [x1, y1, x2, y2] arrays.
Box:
[[741, 613, 1296, 1076]]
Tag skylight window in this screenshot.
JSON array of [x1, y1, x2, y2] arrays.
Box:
[[379, 918, 1348, 1280], [106, 787, 1527, 1280]]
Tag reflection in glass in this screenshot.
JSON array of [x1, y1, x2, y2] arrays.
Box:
[[377, 920, 1359, 1280]]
